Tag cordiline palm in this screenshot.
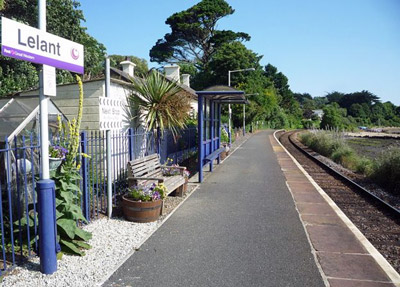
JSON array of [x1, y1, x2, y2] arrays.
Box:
[[127, 70, 191, 148]]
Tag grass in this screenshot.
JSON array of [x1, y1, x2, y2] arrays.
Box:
[[346, 138, 383, 147], [299, 130, 399, 196], [370, 148, 400, 195]]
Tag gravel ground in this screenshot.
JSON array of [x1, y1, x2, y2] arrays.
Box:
[[1, 184, 197, 287], [1, 131, 252, 287]]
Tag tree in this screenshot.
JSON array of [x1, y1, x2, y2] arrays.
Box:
[[205, 42, 262, 88], [321, 103, 346, 129], [339, 90, 380, 109], [149, 0, 250, 69], [0, 0, 105, 96], [326, 91, 345, 104], [127, 71, 191, 138]]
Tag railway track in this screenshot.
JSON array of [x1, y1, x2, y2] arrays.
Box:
[[278, 130, 400, 273]]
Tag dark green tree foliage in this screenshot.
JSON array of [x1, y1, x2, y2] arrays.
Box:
[[338, 90, 380, 109], [263, 64, 302, 128], [321, 103, 347, 129], [149, 0, 250, 69], [326, 91, 345, 104], [0, 0, 106, 96], [207, 42, 262, 87]]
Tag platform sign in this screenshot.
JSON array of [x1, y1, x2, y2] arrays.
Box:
[[0, 16, 84, 74], [43, 65, 56, 96], [99, 97, 123, 130]]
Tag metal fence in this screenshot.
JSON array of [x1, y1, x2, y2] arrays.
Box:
[[0, 127, 197, 274]]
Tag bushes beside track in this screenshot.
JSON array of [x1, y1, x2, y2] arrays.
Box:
[[298, 131, 400, 195]]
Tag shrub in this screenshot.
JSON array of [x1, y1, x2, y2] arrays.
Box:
[[370, 148, 400, 195], [332, 145, 356, 168], [355, 157, 374, 176], [299, 130, 372, 176]]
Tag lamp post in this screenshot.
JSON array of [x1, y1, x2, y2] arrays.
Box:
[[243, 93, 259, 136], [228, 68, 255, 143]]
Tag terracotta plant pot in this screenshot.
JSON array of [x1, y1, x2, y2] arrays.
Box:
[[122, 196, 162, 223]]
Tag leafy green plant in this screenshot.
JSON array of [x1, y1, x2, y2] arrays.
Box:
[[125, 183, 167, 202], [127, 70, 191, 138], [51, 75, 92, 256], [220, 126, 229, 143]]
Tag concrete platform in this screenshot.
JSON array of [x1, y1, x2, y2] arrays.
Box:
[[102, 130, 399, 287], [104, 131, 325, 287], [270, 132, 400, 287]]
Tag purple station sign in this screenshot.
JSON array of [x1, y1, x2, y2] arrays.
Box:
[[1, 16, 84, 74]]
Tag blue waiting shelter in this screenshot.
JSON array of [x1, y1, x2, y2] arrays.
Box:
[[196, 86, 247, 182]]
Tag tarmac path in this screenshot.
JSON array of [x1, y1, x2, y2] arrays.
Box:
[[103, 130, 325, 287]]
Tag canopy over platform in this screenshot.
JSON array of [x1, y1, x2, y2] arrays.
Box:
[[196, 85, 248, 104], [196, 86, 246, 182]]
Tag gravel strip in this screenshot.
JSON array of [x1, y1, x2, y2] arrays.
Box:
[[2, 185, 197, 287]]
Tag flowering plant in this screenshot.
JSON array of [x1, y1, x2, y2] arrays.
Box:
[[162, 165, 181, 176], [49, 145, 68, 159], [162, 158, 190, 179], [183, 169, 190, 179], [126, 183, 167, 202]]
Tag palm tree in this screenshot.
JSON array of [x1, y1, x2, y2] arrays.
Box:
[[127, 70, 191, 151]]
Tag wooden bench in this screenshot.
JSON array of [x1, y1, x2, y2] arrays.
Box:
[[127, 154, 186, 197]]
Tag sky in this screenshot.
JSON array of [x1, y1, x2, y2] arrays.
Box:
[[78, 0, 400, 105]]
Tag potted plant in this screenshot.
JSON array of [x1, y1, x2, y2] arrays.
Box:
[[162, 158, 189, 195], [183, 169, 190, 193], [49, 144, 68, 170], [122, 183, 167, 223], [220, 126, 230, 160]]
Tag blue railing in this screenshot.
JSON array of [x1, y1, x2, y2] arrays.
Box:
[[0, 127, 197, 274]]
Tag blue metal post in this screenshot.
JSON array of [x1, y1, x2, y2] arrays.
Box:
[[37, 179, 57, 274], [198, 94, 204, 183], [209, 100, 214, 172], [128, 128, 134, 161], [81, 132, 90, 221], [217, 103, 221, 164]]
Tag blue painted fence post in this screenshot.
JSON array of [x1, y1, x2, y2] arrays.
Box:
[[81, 132, 90, 221], [128, 128, 134, 161], [37, 179, 57, 274]]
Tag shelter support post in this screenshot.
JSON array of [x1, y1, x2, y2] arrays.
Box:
[[198, 94, 204, 183], [209, 100, 214, 172]]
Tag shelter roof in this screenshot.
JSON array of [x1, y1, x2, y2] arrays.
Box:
[[196, 85, 248, 104]]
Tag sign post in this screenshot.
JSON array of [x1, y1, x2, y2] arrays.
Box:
[[37, 0, 57, 275], [0, 3, 84, 275]]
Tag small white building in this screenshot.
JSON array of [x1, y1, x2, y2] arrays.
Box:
[[312, 109, 324, 120]]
